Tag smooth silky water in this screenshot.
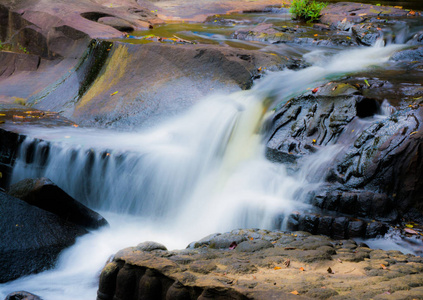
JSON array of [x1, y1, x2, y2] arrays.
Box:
[[0, 42, 406, 299]]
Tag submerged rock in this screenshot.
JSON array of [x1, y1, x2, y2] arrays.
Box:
[[8, 177, 108, 230], [0, 191, 87, 283], [98, 229, 423, 300]]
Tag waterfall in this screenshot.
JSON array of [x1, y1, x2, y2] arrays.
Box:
[[0, 42, 404, 299]]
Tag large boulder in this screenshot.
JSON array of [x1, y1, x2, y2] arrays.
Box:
[[97, 229, 423, 300], [0, 191, 87, 283], [8, 177, 108, 230], [27, 42, 289, 128], [266, 75, 423, 222]]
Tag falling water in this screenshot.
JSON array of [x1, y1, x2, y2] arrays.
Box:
[[0, 42, 404, 299]]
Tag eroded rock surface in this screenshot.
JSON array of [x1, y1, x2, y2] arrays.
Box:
[[98, 229, 423, 300]]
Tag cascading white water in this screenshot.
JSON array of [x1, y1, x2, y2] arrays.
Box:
[[0, 42, 404, 299]]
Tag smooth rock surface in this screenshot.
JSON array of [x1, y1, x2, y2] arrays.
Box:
[[8, 177, 108, 230], [0, 191, 87, 283]]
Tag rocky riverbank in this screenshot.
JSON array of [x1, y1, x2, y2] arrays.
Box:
[[98, 229, 423, 300], [1, 0, 423, 298]]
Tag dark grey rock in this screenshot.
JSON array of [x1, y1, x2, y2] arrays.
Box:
[[8, 177, 108, 230], [0, 191, 87, 283]]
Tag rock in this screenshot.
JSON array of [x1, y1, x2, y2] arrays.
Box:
[[0, 191, 87, 283], [136, 241, 167, 251], [97, 17, 135, 32], [351, 23, 383, 46], [5, 291, 42, 300], [208, 232, 248, 249], [25, 42, 288, 129], [98, 229, 423, 300], [235, 239, 274, 252], [391, 46, 423, 61], [267, 78, 423, 222], [407, 31, 423, 45], [8, 177, 108, 230], [320, 2, 409, 29]]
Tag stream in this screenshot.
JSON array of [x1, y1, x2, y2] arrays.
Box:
[[0, 9, 421, 300]]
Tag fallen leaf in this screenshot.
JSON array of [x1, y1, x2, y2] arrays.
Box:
[[284, 247, 296, 250], [258, 67, 262, 72], [312, 87, 319, 93], [380, 264, 387, 270], [312, 139, 317, 144], [404, 228, 418, 234], [250, 237, 254, 240], [0, 113, 6, 116], [314, 34, 318, 37], [406, 224, 414, 228], [327, 267, 334, 274], [274, 266, 282, 270], [110, 91, 118, 96], [337, 258, 343, 263], [364, 79, 370, 87], [290, 290, 299, 295], [299, 267, 305, 272], [410, 131, 418, 136]]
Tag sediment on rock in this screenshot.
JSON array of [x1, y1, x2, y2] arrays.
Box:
[[98, 229, 423, 300]]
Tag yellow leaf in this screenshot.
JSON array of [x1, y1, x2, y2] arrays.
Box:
[[290, 290, 299, 295], [274, 266, 281, 270], [110, 91, 118, 96], [0, 113, 5, 117], [410, 131, 418, 136], [406, 224, 414, 228]]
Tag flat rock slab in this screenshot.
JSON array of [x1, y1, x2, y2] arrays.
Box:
[[98, 229, 423, 300], [152, 0, 287, 22]]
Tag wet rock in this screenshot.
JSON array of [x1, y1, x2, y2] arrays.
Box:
[[366, 222, 388, 238], [5, 291, 42, 300], [351, 23, 383, 46], [0, 191, 87, 283], [8, 177, 108, 230], [391, 46, 423, 61], [407, 31, 423, 45]]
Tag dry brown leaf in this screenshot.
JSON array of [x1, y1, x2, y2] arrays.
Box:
[[404, 228, 418, 234]]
